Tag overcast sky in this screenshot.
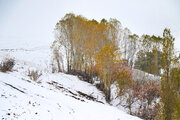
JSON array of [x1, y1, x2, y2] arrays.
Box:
[[0, 0, 180, 50]]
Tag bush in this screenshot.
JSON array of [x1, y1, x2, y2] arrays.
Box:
[[132, 82, 160, 119], [115, 65, 133, 96], [27, 69, 42, 82], [127, 81, 160, 119], [0, 58, 15, 72]]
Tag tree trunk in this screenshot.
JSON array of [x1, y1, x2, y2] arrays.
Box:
[[105, 87, 111, 102], [56, 58, 61, 72]]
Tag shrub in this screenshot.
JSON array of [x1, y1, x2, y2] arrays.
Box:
[[115, 65, 133, 96], [0, 58, 15, 72], [27, 69, 42, 82], [131, 81, 160, 119], [116, 79, 160, 119]]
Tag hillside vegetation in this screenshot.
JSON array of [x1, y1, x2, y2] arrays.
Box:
[[51, 13, 180, 120]]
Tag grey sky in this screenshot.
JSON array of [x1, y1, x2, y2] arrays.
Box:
[[0, 0, 180, 50]]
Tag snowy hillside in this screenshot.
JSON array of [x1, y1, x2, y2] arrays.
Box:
[[0, 48, 141, 120]]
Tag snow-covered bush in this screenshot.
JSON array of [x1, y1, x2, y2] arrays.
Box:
[[27, 69, 42, 82], [115, 80, 160, 120], [131, 81, 160, 119], [0, 58, 15, 72]]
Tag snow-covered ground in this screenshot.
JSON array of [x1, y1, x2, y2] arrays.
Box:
[[0, 48, 141, 120]]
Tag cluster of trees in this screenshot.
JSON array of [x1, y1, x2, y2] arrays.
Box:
[[124, 29, 180, 120], [51, 13, 133, 101], [134, 35, 162, 76], [52, 13, 119, 74], [52, 13, 180, 120]]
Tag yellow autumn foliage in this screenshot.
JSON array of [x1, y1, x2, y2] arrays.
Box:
[[95, 43, 121, 89]]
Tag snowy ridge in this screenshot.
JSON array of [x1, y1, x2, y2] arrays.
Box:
[[0, 48, 141, 120]]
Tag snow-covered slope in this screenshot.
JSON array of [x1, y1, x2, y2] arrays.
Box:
[[0, 48, 141, 120]]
